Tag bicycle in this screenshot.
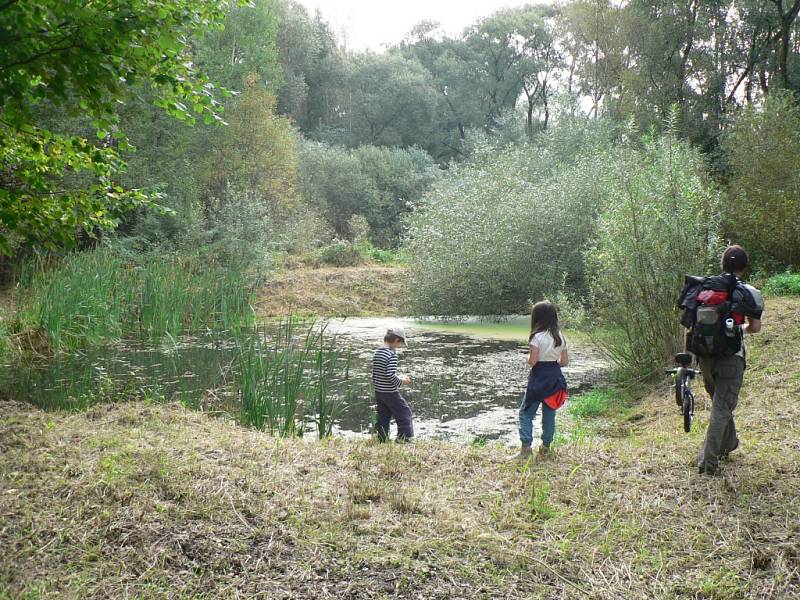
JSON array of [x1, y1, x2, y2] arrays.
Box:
[[665, 352, 700, 433]]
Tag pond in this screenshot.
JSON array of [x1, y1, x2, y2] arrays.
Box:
[[1, 317, 609, 444]]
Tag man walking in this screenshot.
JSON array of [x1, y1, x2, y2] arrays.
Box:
[[684, 245, 764, 475]]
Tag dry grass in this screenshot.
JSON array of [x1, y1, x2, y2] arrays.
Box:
[[1, 299, 798, 599], [254, 266, 407, 318]]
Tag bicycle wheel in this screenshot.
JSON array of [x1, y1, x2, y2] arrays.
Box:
[[682, 388, 694, 433], [674, 368, 685, 407]]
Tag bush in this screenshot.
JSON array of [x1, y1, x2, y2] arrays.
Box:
[[588, 135, 723, 379], [404, 122, 616, 315], [299, 141, 438, 247], [763, 271, 800, 296], [191, 186, 276, 272], [317, 239, 364, 267]]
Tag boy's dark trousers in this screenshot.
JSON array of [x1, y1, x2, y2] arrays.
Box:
[[697, 355, 745, 472], [375, 391, 414, 442]]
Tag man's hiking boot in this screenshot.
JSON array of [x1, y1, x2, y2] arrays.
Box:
[[538, 444, 552, 459], [698, 463, 721, 476]]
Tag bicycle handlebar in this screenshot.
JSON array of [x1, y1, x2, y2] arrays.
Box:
[[665, 367, 700, 376]]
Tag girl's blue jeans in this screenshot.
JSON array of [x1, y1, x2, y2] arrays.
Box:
[[518, 392, 556, 447]]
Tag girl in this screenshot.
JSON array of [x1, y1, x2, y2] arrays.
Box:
[[514, 301, 569, 459]]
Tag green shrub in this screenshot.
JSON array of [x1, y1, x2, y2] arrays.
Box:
[[299, 141, 439, 247], [317, 239, 364, 267], [368, 246, 404, 265], [588, 135, 723, 379], [404, 123, 615, 316], [763, 271, 800, 296], [722, 91, 800, 266]]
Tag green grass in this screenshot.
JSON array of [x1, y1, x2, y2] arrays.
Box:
[[567, 388, 628, 419], [763, 270, 800, 296]]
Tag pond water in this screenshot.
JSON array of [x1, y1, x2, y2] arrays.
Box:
[[1, 317, 609, 444]]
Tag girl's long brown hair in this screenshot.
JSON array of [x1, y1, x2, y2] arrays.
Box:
[[528, 301, 562, 347]]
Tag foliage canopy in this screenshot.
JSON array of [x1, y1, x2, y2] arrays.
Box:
[[0, 0, 233, 255]]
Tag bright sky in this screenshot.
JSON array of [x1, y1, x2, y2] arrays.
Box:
[[297, 0, 539, 51]]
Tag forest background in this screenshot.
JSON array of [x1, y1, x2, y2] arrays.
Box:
[[2, 0, 800, 378]]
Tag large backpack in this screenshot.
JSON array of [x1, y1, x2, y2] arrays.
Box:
[[677, 273, 761, 357]]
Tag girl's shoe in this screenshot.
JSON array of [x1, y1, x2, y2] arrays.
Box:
[[508, 445, 533, 461]]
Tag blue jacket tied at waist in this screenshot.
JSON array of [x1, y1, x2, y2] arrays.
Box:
[[525, 361, 568, 410]]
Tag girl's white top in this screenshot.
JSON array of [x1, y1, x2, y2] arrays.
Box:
[[530, 331, 568, 362]]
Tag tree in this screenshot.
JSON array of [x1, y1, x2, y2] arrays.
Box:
[[194, 0, 283, 93], [462, 5, 560, 135], [346, 53, 440, 148], [274, 1, 321, 122], [399, 25, 485, 160], [558, 0, 627, 119], [722, 91, 800, 266], [299, 141, 438, 245], [0, 0, 232, 255], [199, 81, 298, 221]]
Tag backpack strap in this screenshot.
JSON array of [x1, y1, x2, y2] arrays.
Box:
[[724, 272, 737, 318]]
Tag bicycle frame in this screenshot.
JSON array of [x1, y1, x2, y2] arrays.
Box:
[[666, 353, 700, 432]]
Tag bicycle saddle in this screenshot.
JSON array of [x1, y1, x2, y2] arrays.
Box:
[[674, 352, 693, 367]]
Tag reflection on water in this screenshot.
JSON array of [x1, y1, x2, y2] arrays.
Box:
[[1, 318, 609, 443]]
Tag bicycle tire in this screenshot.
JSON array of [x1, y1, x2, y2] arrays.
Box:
[[682, 388, 694, 433], [674, 368, 685, 407]]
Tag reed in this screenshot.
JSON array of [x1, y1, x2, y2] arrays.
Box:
[[309, 330, 350, 439], [18, 248, 256, 351], [19, 251, 131, 350], [235, 319, 350, 437]]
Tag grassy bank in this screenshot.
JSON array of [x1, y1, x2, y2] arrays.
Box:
[[255, 266, 407, 318], [1, 299, 798, 599]]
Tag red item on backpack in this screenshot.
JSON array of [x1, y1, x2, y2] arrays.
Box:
[[696, 290, 746, 324]]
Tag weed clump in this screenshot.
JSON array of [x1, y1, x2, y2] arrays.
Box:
[[763, 271, 800, 296]]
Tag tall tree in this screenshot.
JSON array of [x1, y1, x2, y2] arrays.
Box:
[[194, 0, 283, 93], [199, 80, 298, 221], [345, 53, 439, 148], [559, 0, 627, 118]]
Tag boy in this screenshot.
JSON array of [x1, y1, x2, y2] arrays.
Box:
[[372, 327, 413, 442]]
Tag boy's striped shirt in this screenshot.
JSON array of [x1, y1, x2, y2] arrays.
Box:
[[372, 347, 402, 392]]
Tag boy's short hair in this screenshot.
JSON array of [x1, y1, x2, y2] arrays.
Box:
[[722, 245, 748, 273], [384, 333, 403, 344]]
